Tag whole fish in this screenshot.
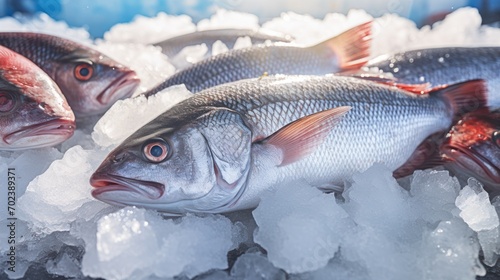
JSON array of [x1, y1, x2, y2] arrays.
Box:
[[0, 32, 140, 117], [353, 47, 500, 108], [90, 75, 485, 214], [441, 109, 500, 194], [0, 46, 75, 150], [144, 22, 372, 96], [154, 28, 294, 58]]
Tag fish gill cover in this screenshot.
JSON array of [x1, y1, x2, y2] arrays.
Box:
[[1, 6, 500, 280]]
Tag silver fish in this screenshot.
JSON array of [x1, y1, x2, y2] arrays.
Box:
[[0, 32, 140, 117], [0, 46, 75, 150], [353, 47, 500, 108], [144, 22, 372, 95], [91, 75, 485, 214], [154, 28, 294, 58]]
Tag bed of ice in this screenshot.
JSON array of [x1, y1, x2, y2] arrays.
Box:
[[1, 7, 500, 280]]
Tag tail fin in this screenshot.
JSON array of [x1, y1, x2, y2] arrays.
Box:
[[312, 21, 372, 70], [430, 79, 487, 120]]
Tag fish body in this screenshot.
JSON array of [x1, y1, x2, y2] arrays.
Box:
[[0, 32, 140, 117], [0, 46, 75, 150], [364, 47, 500, 108], [154, 28, 294, 58], [91, 75, 483, 214], [144, 22, 372, 96], [441, 109, 500, 194]]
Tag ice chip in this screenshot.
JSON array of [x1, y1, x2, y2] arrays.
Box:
[[253, 182, 350, 273], [456, 179, 500, 232], [230, 252, 286, 280], [17, 146, 110, 233], [92, 85, 193, 148], [82, 207, 240, 279], [212, 40, 229, 56]]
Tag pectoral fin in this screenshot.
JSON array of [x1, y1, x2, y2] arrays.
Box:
[[258, 106, 351, 166]]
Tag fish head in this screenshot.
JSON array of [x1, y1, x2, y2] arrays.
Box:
[[91, 108, 252, 214], [441, 109, 500, 192], [0, 46, 75, 150], [53, 49, 140, 117]]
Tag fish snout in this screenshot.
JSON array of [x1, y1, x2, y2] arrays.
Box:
[[97, 71, 140, 105]]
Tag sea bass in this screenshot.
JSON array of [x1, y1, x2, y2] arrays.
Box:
[[441, 109, 500, 194], [0, 32, 140, 117], [0, 46, 75, 150], [355, 47, 500, 108], [154, 28, 294, 58], [144, 22, 372, 96], [90, 75, 485, 214]]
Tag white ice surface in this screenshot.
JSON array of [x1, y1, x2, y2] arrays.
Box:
[[2, 7, 500, 280]]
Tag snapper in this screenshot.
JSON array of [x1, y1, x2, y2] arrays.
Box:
[[0, 32, 140, 117], [91, 75, 485, 214], [0, 46, 75, 150]]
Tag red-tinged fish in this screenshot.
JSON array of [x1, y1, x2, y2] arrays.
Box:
[[90, 75, 485, 214], [0, 32, 140, 117], [441, 109, 500, 194], [154, 28, 294, 58], [0, 46, 75, 150], [144, 21, 372, 96], [348, 47, 500, 108]]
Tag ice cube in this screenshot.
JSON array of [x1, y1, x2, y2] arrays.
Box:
[[456, 179, 500, 232], [82, 207, 241, 279], [253, 182, 350, 273], [92, 85, 193, 148], [230, 252, 285, 280]]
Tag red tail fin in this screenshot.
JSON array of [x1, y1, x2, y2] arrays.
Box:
[[430, 79, 487, 120], [312, 21, 372, 70]]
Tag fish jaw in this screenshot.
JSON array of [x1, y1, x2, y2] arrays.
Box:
[[91, 173, 165, 201], [2, 118, 75, 150], [443, 143, 500, 185], [97, 71, 140, 105]]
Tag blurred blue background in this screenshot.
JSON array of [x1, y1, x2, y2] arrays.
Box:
[[0, 0, 499, 38]]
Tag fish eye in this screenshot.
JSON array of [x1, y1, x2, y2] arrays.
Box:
[[142, 139, 171, 163], [0, 91, 17, 113], [492, 131, 500, 148], [74, 62, 94, 81]]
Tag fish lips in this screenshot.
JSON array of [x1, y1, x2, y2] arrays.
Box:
[[443, 144, 500, 183], [97, 71, 140, 105], [4, 118, 75, 146], [90, 173, 165, 203]]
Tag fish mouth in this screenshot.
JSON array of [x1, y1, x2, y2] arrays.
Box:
[[4, 118, 75, 146], [443, 144, 500, 183], [97, 71, 140, 105], [90, 173, 165, 200]]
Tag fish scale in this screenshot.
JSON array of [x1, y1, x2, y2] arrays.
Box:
[[91, 74, 479, 214], [366, 47, 500, 108]]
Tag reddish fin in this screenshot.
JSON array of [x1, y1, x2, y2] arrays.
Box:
[[430, 79, 487, 119], [393, 132, 450, 178], [260, 106, 351, 166], [313, 21, 372, 70]]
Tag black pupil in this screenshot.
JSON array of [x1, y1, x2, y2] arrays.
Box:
[[151, 145, 164, 157], [79, 67, 90, 76], [493, 131, 500, 147]]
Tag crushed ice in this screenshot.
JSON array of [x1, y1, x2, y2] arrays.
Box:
[[1, 7, 500, 280]]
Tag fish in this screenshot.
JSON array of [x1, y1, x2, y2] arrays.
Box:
[[144, 21, 372, 96], [441, 109, 500, 194], [154, 28, 294, 58], [90, 75, 486, 214], [347, 47, 500, 108], [0, 45, 75, 150], [0, 32, 141, 117]]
